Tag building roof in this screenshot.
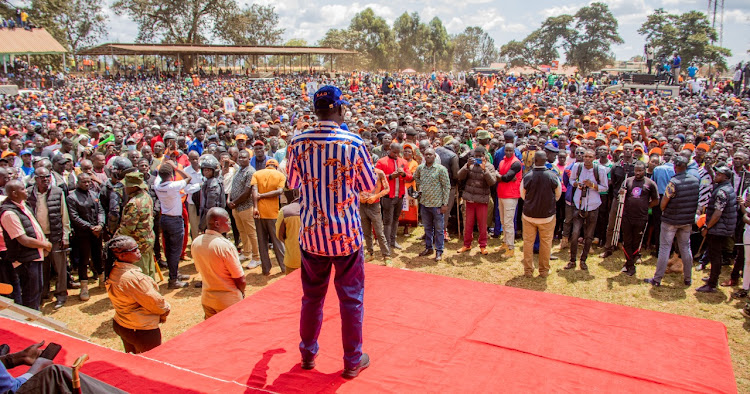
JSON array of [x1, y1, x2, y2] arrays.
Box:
[[78, 43, 357, 56], [0, 28, 67, 55]]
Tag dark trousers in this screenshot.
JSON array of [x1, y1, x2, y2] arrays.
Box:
[[160, 215, 184, 281], [651, 204, 662, 250], [42, 241, 67, 300], [0, 253, 21, 304], [255, 218, 285, 274], [299, 248, 364, 370], [621, 217, 647, 269], [226, 196, 240, 246], [569, 207, 599, 263], [555, 196, 566, 238], [15, 260, 43, 310], [112, 319, 162, 354], [491, 187, 501, 236], [594, 193, 609, 243], [16, 364, 127, 394], [706, 234, 730, 288], [422, 206, 445, 252], [380, 196, 403, 247], [153, 211, 162, 261], [77, 231, 102, 281], [562, 203, 575, 238]]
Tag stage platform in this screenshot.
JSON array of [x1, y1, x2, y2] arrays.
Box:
[[1, 264, 737, 393]]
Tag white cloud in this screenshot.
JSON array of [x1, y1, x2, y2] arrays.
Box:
[[88, 0, 747, 66]]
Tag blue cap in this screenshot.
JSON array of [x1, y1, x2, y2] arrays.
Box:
[[20, 149, 31, 156], [313, 86, 350, 110]]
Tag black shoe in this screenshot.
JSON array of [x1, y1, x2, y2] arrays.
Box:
[[177, 274, 190, 281], [157, 260, 167, 269], [684, 280, 692, 287], [643, 278, 661, 287], [392, 242, 403, 250], [418, 249, 434, 257], [435, 252, 443, 261], [625, 266, 636, 276], [742, 304, 750, 318], [696, 284, 717, 293], [194, 281, 203, 288], [168, 280, 188, 289], [580, 261, 588, 270], [301, 354, 317, 370], [731, 289, 748, 299], [342, 353, 370, 379], [54, 297, 66, 310], [68, 281, 80, 289], [564, 261, 576, 270]]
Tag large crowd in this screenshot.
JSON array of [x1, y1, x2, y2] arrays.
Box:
[[0, 65, 749, 356]]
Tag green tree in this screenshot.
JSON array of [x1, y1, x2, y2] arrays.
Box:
[[564, 2, 623, 75], [393, 12, 429, 71], [318, 28, 365, 70], [215, 4, 284, 46], [452, 26, 498, 70], [638, 9, 731, 71], [31, 0, 108, 58], [349, 8, 396, 70], [500, 15, 572, 71], [426, 17, 453, 71]]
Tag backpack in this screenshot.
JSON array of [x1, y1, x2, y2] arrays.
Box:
[[575, 162, 601, 186]]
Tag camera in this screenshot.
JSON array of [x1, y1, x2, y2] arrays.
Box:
[[408, 186, 421, 199], [474, 158, 482, 165]]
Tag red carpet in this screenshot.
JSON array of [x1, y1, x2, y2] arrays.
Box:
[[0, 318, 253, 393], [144, 264, 737, 393]]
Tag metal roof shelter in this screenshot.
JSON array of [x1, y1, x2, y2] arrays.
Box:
[[78, 43, 356, 57], [0, 28, 67, 55]]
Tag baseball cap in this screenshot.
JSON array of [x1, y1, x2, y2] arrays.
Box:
[[265, 159, 279, 168], [713, 165, 732, 177], [313, 86, 350, 110], [20, 149, 31, 156]]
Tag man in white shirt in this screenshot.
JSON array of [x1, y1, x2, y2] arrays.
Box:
[[183, 151, 204, 242], [154, 162, 192, 289], [565, 149, 608, 270]]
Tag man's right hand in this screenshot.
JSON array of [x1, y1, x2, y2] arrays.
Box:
[[42, 241, 52, 252]]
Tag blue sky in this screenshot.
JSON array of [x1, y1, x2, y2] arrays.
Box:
[[99, 0, 748, 66]]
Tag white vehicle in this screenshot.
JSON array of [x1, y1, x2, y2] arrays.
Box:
[[18, 89, 43, 97], [603, 83, 679, 97]]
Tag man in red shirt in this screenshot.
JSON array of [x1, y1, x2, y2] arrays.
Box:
[[375, 142, 413, 251]]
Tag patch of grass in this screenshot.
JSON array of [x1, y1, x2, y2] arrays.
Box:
[[45, 228, 750, 391]]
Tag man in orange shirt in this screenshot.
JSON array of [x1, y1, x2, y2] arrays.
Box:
[[252, 159, 286, 275]]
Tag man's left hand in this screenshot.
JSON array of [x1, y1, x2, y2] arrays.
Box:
[[13, 341, 44, 367], [440, 205, 448, 214]]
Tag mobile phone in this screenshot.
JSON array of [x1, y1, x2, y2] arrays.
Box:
[[40, 342, 62, 360]]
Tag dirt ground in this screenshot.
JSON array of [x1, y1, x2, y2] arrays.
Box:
[[42, 228, 750, 391]]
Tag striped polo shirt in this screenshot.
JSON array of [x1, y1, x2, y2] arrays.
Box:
[[287, 121, 377, 256]]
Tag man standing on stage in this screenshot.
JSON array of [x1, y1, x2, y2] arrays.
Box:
[[617, 161, 659, 276], [287, 86, 376, 379]]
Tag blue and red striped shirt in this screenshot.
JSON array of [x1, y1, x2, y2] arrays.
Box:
[[287, 121, 377, 256]]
